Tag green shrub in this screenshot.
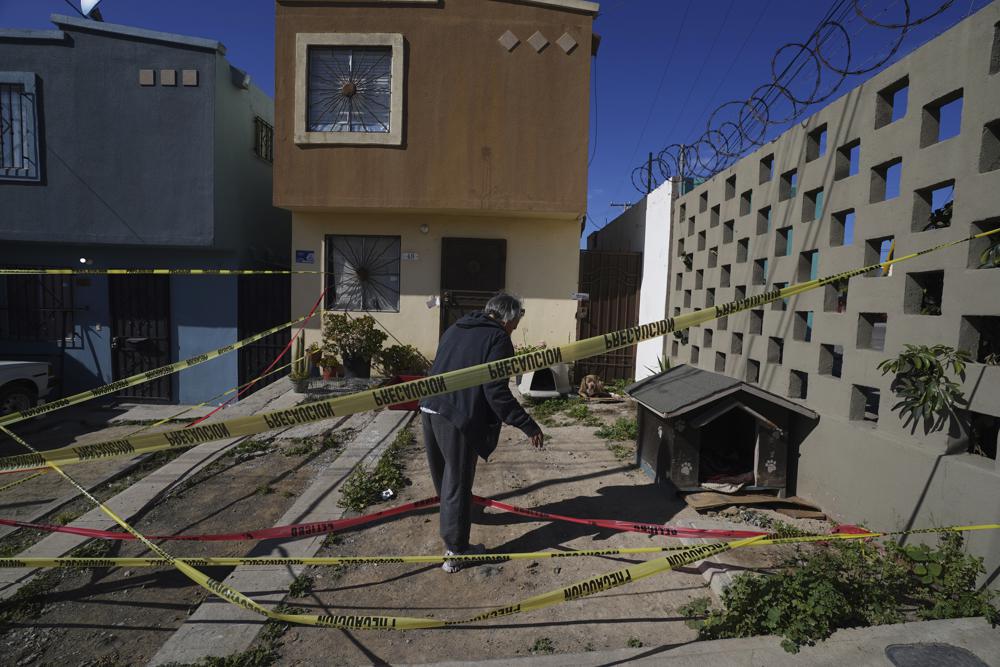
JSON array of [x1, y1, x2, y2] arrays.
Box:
[[695, 534, 998, 653], [376, 344, 430, 376], [595, 417, 637, 442]]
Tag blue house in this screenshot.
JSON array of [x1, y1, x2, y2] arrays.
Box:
[[0, 14, 290, 404]]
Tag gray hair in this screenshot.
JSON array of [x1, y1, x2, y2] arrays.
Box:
[[484, 292, 524, 324]]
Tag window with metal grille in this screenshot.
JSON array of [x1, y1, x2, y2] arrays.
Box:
[[253, 116, 273, 163], [308, 46, 392, 133], [0, 73, 41, 182], [0, 275, 74, 341], [325, 235, 400, 312]]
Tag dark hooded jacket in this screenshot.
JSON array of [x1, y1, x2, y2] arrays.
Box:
[[420, 312, 541, 459]]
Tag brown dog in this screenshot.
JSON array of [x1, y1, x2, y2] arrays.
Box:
[[578, 374, 611, 400]]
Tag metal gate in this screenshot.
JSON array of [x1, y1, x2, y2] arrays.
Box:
[[109, 274, 172, 401], [238, 274, 291, 396], [576, 250, 642, 382], [439, 238, 507, 334]]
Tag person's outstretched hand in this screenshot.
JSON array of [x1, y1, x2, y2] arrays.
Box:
[[529, 432, 545, 449]]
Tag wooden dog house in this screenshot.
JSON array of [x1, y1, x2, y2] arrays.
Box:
[[626, 365, 818, 495]]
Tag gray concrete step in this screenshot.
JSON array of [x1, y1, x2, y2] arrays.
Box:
[[0, 378, 300, 600], [147, 409, 415, 667]]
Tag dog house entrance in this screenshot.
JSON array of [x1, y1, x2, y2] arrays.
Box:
[[698, 409, 758, 487]]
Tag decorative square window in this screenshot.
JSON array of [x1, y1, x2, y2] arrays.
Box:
[[0, 72, 42, 182], [296, 33, 404, 146], [325, 235, 401, 311]]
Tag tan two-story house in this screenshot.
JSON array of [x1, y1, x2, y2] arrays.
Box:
[[275, 0, 598, 356]]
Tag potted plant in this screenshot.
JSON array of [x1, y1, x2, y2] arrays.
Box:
[[322, 313, 387, 379], [289, 336, 310, 393], [320, 353, 341, 381], [376, 344, 430, 377], [376, 344, 431, 410], [307, 341, 323, 367]]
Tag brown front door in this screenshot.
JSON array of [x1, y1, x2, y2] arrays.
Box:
[[439, 237, 507, 335]]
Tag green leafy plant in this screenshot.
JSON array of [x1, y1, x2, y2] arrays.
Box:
[[626, 637, 644, 648], [595, 417, 637, 442], [645, 354, 671, 375], [606, 377, 634, 395], [566, 402, 603, 426], [289, 336, 310, 381], [979, 238, 1000, 269], [694, 533, 998, 654], [337, 428, 413, 512], [877, 344, 970, 430], [679, 596, 712, 630], [529, 397, 577, 426], [515, 338, 547, 356], [288, 574, 314, 598], [322, 313, 387, 361], [529, 637, 555, 655], [376, 344, 429, 376]]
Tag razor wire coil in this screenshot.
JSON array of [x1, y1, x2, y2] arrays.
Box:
[[631, 0, 959, 193]]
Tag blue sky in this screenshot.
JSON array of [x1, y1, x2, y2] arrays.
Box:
[[0, 0, 987, 240]]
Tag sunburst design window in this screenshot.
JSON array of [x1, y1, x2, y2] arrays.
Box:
[[326, 235, 401, 312], [308, 46, 391, 133], [295, 33, 403, 146]]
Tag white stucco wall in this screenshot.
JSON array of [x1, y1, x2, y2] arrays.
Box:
[[635, 182, 672, 379]]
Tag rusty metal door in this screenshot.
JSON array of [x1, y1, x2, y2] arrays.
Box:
[[575, 250, 642, 382], [238, 274, 291, 396], [109, 275, 172, 402], [439, 238, 506, 335]]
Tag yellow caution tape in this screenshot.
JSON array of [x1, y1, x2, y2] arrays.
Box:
[[0, 417, 767, 630], [0, 361, 298, 498], [119, 358, 298, 439], [3, 422, 997, 630], [0, 316, 310, 428], [0, 471, 46, 494], [4, 524, 998, 570], [3, 228, 996, 475]]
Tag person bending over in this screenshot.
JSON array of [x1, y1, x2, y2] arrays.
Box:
[[419, 292, 544, 572]]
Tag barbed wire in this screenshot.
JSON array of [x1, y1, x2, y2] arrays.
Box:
[[630, 0, 958, 194]]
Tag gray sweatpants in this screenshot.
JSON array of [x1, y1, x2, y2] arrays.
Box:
[[422, 412, 478, 553]]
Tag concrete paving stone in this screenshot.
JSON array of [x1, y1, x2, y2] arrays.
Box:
[[0, 378, 298, 544], [148, 409, 414, 667], [110, 403, 216, 424], [396, 617, 1000, 667], [0, 436, 239, 600], [0, 455, 146, 541]]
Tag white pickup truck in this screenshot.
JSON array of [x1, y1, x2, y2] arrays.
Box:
[[0, 361, 53, 416]]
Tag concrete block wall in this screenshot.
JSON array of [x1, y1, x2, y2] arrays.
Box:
[[667, 6, 1000, 573]]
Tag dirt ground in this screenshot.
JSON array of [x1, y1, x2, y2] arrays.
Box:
[[0, 395, 839, 666], [269, 400, 717, 665], [0, 414, 369, 667]]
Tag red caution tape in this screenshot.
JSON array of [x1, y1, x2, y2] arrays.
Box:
[[1, 494, 789, 543]]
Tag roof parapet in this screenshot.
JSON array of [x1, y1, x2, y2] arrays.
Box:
[[48, 13, 225, 54]]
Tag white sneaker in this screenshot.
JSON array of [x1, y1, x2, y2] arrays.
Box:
[[442, 543, 486, 573]]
